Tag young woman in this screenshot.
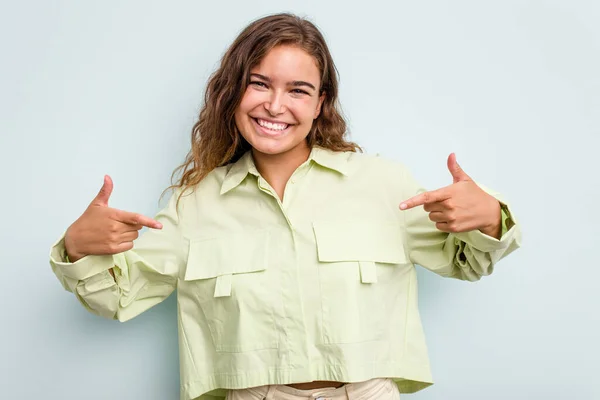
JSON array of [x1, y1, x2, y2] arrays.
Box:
[[50, 13, 521, 400]]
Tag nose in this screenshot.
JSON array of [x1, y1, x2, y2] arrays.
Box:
[[264, 90, 286, 116]]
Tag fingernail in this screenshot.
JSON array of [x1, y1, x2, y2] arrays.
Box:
[[156, 223, 163, 229], [400, 203, 407, 210]]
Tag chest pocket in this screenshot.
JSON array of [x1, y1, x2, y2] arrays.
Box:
[[313, 220, 409, 344], [182, 229, 278, 352]]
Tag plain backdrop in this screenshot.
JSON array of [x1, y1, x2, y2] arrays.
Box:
[[1, 1, 598, 399]]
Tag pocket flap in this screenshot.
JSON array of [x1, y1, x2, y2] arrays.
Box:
[[313, 220, 406, 264], [184, 229, 269, 281]]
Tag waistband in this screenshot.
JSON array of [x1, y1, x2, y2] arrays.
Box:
[[227, 378, 398, 400]]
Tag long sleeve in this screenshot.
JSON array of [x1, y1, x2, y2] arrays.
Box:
[[400, 167, 522, 282], [49, 189, 188, 321]]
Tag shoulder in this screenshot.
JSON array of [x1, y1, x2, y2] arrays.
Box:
[[341, 151, 423, 199], [342, 150, 412, 178], [163, 165, 229, 207]]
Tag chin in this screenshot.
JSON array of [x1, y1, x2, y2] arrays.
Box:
[[249, 138, 295, 156]]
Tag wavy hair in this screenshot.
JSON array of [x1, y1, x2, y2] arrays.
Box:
[[169, 13, 360, 199]]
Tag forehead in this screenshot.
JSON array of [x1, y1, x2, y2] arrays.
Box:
[[251, 45, 320, 83]]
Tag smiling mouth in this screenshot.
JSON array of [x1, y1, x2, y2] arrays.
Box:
[[253, 118, 291, 134]]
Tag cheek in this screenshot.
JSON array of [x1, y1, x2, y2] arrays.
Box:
[[234, 99, 251, 136], [238, 88, 265, 113], [237, 94, 253, 115], [293, 98, 320, 122], [235, 98, 257, 133]]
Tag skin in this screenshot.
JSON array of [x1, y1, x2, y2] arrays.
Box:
[[400, 153, 502, 239], [64, 175, 161, 264], [234, 45, 325, 200], [63, 44, 502, 391]]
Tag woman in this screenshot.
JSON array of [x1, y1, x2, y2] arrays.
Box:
[[50, 13, 521, 400]]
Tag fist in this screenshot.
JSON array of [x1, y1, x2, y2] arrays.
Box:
[[64, 176, 162, 262]]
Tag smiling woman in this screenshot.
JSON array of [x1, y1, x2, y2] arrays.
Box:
[[49, 12, 521, 400], [234, 45, 327, 198], [171, 13, 358, 203], [235, 47, 324, 159]]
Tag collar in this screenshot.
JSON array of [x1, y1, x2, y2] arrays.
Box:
[[220, 146, 351, 195], [309, 146, 351, 176], [219, 151, 259, 195]]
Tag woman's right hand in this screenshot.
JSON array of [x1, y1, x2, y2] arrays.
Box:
[[64, 175, 163, 262]]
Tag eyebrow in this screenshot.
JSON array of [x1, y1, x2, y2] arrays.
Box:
[[250, 73, 317, 91]]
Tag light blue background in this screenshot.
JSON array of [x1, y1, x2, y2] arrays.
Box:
[[1, 1, 598, 399]]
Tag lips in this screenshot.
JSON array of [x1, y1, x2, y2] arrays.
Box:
[[252, 117, 293, 136], [256, 118, 289, 130]]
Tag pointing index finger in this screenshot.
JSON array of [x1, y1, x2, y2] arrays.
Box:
[[115, 210, 163, 229], [400, 188, 449, 210]]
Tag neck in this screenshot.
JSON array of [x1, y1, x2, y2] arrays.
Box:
[[252, 142, 311, 200]]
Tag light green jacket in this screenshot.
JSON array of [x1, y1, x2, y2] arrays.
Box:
[[50, 147, 520, 400]]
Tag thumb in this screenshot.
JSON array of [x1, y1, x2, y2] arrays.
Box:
[[92, 175, 113, 206], [447, 153, 470, 183]]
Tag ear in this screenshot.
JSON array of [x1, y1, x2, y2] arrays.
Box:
[[314, 92, 326, 119]]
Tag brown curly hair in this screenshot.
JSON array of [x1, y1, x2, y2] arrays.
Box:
[[169, 13, 360, 199]]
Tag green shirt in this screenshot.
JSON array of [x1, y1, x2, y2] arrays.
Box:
[[49, 147, 521, 400]]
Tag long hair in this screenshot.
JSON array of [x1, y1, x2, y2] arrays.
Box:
[[169, 13, 360, 199]]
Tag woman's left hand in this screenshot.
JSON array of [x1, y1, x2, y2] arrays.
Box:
[[400, 153, 502, 239]]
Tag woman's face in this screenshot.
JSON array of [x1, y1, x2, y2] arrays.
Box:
[[234, 45, 325, 159]]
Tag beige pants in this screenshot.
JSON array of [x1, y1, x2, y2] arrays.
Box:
[[226, 378, 400, 400]]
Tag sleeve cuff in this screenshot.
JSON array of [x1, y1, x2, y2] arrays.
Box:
[[452, 202, 518, 253], [49, 233, 115, 281], [501, 202, 515, 234]]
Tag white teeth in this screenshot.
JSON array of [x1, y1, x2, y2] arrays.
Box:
[[257, 119, 288, 131]]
